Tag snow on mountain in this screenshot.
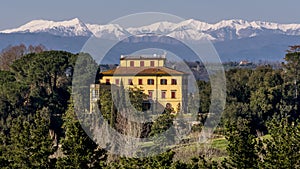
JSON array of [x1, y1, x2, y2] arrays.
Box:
[[2, 18, 300, 42], [202, 19, 300, 41], [172, 19, 212, 31], [127, 21, 176, 34], [127, 19, 300, 41], [210, 19, 251, 30], [167, 29, 215, 41], [0, 18, 92, 37], [86, 23, 131, 40]]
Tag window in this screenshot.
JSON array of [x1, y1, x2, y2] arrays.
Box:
[[130, 61, 134, 67], [171, 90, 176, 99], [171, 79, 177, 85], [105, 79, 110, 85], [92, 89, 99, 99], [140, 61, 144, 67], [115, 79, 120, 85], [138, 79, 143, 85], [147, 79, 154, 85], [161, 90, 166, 99], [150, 61, 155, 67], [160, 79, 167, 85], [148, 90, 153, 99], [128, 79, 133, 85]]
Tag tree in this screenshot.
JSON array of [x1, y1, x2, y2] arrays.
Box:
[[10, 51, 78, 145], [282, 45, 300, 120], [0, 70, 29, 119], [221, 102, 251, 130], [98, 82, 151, 138], [222, 118, 259, 169], [249, 66, 283, 132], [72, 53, 99, 113], [128, 86, 148, 112], [0, 44, 46, 70], [56, 100, 107, 169], [187, 156, 218, 169], [6, 109, 54, 168], [149, 111, 175, 138], [111, 150, 176, 169], [148, 110, 176, 150], [256, 117, 300, 169], [226, 68, 252, 103], [0, 44, 26, 70], [28, 44, 46, 54], [0, 131, 9, 168], [249, 85, 282, 134], [197, 80, 211, 114]]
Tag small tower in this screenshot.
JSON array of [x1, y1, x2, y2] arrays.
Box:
[[90, 84, 100, 113]]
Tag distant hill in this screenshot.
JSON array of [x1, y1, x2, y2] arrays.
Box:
[[214, 34, 300, 62], [0, 33, 89, 53]]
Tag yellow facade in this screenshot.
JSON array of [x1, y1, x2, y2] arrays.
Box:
[[91, 55, 188, 113]]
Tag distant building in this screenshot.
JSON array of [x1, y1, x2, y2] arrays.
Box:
[[239, 60, 252, 66], [90, 54, 188, 113]]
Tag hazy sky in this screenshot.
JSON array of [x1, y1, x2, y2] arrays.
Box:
[[1, 0, 300, 30]]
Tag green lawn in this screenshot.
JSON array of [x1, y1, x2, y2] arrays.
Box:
[[211, 137, 228, 150], [171, 135, 229, 162], [137, 134, 229, 162]]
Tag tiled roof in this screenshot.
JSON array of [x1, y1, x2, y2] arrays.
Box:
[[101, 67, 187, 76]]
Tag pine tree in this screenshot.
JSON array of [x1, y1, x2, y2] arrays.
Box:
[[56, 100, 107, 169], [222, 118, 259, 169], [283, 45, 300, 120], [257, 117, 300, 168], [7, 109, 54, 168], [0, 131, 9, 168]]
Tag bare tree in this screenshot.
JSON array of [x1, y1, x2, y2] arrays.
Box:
[[0, 44, 46, 70]]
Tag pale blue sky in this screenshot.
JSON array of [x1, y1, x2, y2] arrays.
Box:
[[1, 0, 300, 30]]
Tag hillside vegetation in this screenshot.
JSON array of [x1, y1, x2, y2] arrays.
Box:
[[0, 45, 300, 168]]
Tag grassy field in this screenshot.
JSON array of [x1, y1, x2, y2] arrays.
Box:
[[211, 137, 228, 151], [172, 135, 228, 162], [137, 132, 229, 162]]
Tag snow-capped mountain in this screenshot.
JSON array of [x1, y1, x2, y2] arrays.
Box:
[[126, 19, 214, 41], [127, 21, 176, 34], [171, 19, 212, 32], [1, 18, 300, 62], [0, 18, 93, 37], [202, 19, 300, 41], [2, 18, 300, 42], [86, 23, 131, 40], [167, 29, 216, 41], [127, 19, 300, 41]]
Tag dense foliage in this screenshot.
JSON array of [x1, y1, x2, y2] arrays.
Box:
[[0, 45, 300, 168]]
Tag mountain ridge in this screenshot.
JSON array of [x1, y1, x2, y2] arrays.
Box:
[[1, 18, 93, 37], [2, 18, 300, 42], [1, 18, 300, 62]]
